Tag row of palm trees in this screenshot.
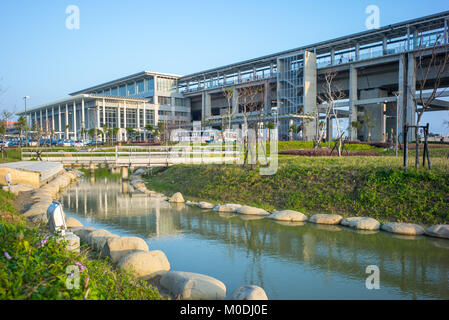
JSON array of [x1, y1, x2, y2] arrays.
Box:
[[13, 116, 164, 147]]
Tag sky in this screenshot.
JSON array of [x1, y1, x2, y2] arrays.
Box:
[[0, 0, 448, 134]]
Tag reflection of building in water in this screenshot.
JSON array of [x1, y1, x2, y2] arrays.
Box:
[[61, 178, 180, 237], [61, 179, 449, 299]]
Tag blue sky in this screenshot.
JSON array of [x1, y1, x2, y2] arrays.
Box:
[[0, 0, 448, 134]]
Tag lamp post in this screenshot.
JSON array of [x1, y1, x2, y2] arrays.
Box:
[[23, 96, 30, 144], [393, 91, 401, 157]]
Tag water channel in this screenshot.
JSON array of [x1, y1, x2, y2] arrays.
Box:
[[60, 177, 449, 300]]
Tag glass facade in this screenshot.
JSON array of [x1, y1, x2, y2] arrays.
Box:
[[157, 77, 175, 92], [137, 80, 144, 94], [127, 83, 135, 96], [111, 87, 118, 96], [159, 96, 171, 105], [119, 85, 126, 96]]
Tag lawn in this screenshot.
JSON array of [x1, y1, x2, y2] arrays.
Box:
[[144, 149, 449, 225]]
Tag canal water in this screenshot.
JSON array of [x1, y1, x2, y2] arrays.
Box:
[[60, 177, 449, 300]]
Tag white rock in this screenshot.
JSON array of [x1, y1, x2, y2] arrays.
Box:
[[117, 250, 170, 280], [2, 183, 36, 195], [341, 217, 380, 231], [309, 214, 343, 225], [30, 214, 48, 224], [197, 202, 215, 209], [340, 217, 363, 226], [230, 285, 268, 300], [66, 217, 83, 228], [87, 229, 118, 251], [213, 204, 242, 212], [268, 210, 307, 222], [134, 168, 146, 175], [381, 222, 425, 236], [101, 236, 149, 264], [71, 226, 96, 243], [160, 271, 226, 300], [424, 224, 449, 239], [169, 192, 185, 203], [57, 232, 80, 253], [237, 206, 270, 216]]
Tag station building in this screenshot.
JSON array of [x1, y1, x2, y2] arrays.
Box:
[[18, 11, 449, 142]]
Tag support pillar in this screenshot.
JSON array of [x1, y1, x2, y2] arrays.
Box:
[[406, 53, 416, 142], [65, 104, 69, 139], [348, 65, 358, 140], [121, 166, 129, 180], [73, 101, 77, 140], [58, 105, 62, 139]]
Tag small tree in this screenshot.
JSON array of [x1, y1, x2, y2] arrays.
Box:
[[317, 72, 346, 156], [408, 35, 449, 168], [126, 127, 136, 143], [16, 115, 27, 149], [145, 124, 154, 141], [360, 110, 376, 142]]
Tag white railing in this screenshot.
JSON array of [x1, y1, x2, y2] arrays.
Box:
[[21, 146, 243, 166]]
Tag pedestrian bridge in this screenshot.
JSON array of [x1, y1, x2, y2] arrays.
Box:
[[21, 146, 244, 167]]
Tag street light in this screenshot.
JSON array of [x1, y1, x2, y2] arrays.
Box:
[[23, 96, 30, 144], [393, 91, 401, 157]]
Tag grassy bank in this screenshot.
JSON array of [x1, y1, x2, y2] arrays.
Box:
[[0, 190, 163, 300], [144, 155, 449, 225]]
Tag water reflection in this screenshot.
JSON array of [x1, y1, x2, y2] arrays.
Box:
[[60, 178, 449, 300]]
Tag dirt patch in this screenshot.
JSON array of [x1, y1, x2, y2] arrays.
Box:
[[279, 148, 381, 157], [13, 190, 35, 214]]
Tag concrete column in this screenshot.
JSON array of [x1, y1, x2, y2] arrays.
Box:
[[73, 101, 77, 140], [407, 27, 411, 51], [232, 88, 239, 114], [398, 55, 406, 138], [40, 110, 43, 129], [205, 93, 211, 118], [137, 103, 140, 130], [96, 104, 100, 129], [413, 29, 418, 50], [65, 104, 69, 138], [348, 65, 358, 140], [382, 36, 388, 55], [326, 117, 333, 143], [330, 48, 335, 65], [154, 105, 159, 126], [102, 98, 106, 128], [302, 51, 317, 141], [45, 109, 49, 132], [124, 101, 127, 130], [264, 81, 270, 114], [117, 102, 121, 129], [81, 98, 85, 132], [355, 43, 360, 60], [445, 19, 448, 44], [51, 107, 55, 131], [121, 166, 129, 180], [58, 105, 62, 138], [406, 52, 416, 141], [143, 102, 146, 127]]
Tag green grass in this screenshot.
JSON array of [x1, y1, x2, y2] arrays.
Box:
[[0, 148, 22, 163], [144, 155, 449, 225], [0, 190, 163, 300]]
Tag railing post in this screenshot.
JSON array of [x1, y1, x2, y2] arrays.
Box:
[[403, 125, 408, 171]]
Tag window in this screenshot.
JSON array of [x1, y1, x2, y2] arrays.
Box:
[[146, 78, 154, 93], [158, 96, 171, 105], [175, 98, 187, 107], [137, 80, 144, 94], [119, 85, 126, 96], [111, 87, 118, 96], [127, 83, 135, 96], [157, 78, 175, 92], [103, 88, 111, 96]]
